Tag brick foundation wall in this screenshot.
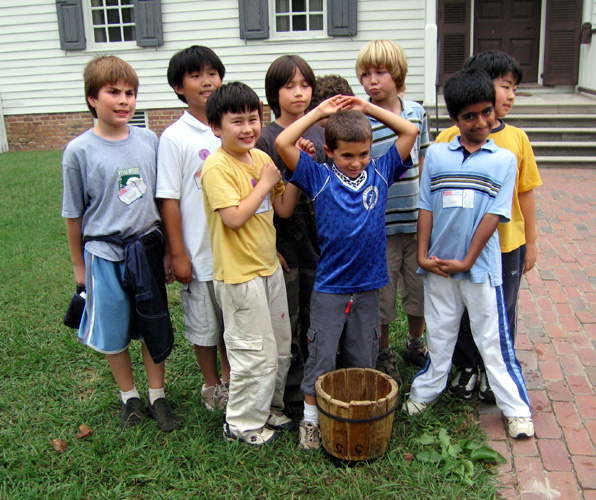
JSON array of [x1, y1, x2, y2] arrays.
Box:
[[5, 105, 274, 152], [6, 112, 94, 151]]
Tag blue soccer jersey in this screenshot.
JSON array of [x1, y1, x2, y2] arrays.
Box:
[[417, 138, 516, 286], [290, 146, 411, 293]]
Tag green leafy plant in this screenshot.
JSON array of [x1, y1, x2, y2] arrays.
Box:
[[413, 428, 506, 485]]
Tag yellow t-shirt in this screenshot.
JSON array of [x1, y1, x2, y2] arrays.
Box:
[[435, 122, 542, 252], [201, 147, 285, 284]]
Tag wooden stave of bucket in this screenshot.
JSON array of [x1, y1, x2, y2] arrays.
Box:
[[315, 367, 399, 461]]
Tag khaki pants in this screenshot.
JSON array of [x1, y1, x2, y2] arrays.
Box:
[[214, 267, 292, 436]]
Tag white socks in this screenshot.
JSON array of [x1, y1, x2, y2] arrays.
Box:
[[120, 387, 140, 404], [148, 387, 165, 405], [303, 402, 319, 425]]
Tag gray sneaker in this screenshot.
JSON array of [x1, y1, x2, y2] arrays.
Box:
[[298, 420, 321, 453], [266, 409, 296, 431], [223, 423, 279, 446], [375, 347, 402, 384], [201, 381, 229, 412], [403, 339, 428, 367]]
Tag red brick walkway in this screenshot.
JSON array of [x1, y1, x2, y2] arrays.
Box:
[[479, 168, 596, 499]]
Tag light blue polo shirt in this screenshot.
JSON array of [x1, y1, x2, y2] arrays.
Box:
[[417, 137, 516, 286]]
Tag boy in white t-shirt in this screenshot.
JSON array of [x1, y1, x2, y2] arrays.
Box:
[[157, 46, 231, 412]]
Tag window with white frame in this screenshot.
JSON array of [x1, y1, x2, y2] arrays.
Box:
[[272, 0, 326, 37], [84, 0, 137, 47]]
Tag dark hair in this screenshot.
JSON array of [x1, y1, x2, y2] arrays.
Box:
[[463, 50, 523, 85], [325, 110, 372, 151], [443, 68, 496, 119], [265, 55, 316, 119], [309, 74, 355, 111], [84, 56, 139, 118], [206, 82, 262, 128], [167, 45, 225, 103]]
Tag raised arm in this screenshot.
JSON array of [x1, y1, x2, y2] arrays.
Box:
[[348, 97, 419, 161], [275, 95, 351, 171]]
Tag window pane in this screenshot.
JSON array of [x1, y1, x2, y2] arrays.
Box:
[[121, 7, 134, 24], [310, 14, 323, 30], [107, 8, 120, 24], [94, 27, 107, 43], [309, 0, 323, 11], [276, 0, 289, 14], [123, 25, 135, 41], [292, 0, 306, 13], [105, 0, 118, 6], [91, 0, 104, 7], [276, 15, 290, 32], [92, 9, 105, 25], [292, 14, 306, 30], [108, 26, 122, 42], [121, 0, 133, 5]]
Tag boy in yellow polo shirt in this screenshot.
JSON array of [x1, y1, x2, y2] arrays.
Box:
[[435, 50, 542, 402]]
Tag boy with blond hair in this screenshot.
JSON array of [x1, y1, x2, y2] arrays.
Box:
[[356, 40, 431, 380], [201, 82, 301, 445], [157, 46, 231, 413], [435, 50, 542, 402], [62, 56, 181, 431]]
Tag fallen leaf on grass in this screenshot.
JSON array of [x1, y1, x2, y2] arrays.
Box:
[[77, 424, 93, 438], [403, 453, 415, 462], [51, 438, 67, 453]]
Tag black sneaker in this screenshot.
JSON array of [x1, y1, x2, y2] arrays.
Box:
[[478, 369, 496, 403], [148, 398, 183, 432], [449, 368, 477, 400], [121, 397, 145, 429]]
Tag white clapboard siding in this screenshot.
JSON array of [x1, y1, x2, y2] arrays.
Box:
[[0, 0, 429, 116]]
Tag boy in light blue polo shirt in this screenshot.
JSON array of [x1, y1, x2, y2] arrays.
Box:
[[402, 68, 534, 440]]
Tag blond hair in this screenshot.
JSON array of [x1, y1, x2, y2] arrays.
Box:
[[83, 56, 139, 118], [355, 40, 408, 91]]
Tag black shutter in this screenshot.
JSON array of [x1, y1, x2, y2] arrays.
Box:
[[437, 0, 470, 85], [543, 0, 582, 85], [239, 0, 269, 40], [55, 0, 86, 50], [327, 0, 357, 36], [133, 0, 163, 47]]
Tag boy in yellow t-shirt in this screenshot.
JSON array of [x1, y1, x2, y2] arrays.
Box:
[[201, 82, 301, 446], [435, 50, 542, 402]]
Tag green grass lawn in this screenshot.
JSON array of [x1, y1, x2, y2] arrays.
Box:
[[0, 149, 502, 499]]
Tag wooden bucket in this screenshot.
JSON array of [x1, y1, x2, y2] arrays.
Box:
[[315, 367, 399, 461]]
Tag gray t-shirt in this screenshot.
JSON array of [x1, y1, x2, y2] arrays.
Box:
[[62, 126, 161, 261]]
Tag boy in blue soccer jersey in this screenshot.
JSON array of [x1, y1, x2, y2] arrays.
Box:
[[275, 94, 418, 452], [401, 68, 534, 440]]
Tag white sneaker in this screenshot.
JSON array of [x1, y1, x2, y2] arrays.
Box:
[[223, 423, 279, 446], [299, 420, 321, 453], [506, 416, 535, 439], [266, 409, 296, 431], [401, 398, 429, 415], [201, 381, 229, 412]]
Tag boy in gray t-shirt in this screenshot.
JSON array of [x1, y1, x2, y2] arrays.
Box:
[[62, 56, 182, 432]]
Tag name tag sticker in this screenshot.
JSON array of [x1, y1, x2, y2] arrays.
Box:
[[255, 194, 272, 215], [463, 189, 475, 208], [118, 177, 147, 205], [442, 190, 463, 208]]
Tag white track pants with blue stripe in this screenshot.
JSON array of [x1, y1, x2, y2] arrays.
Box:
[[410, 273, 531, 418]]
